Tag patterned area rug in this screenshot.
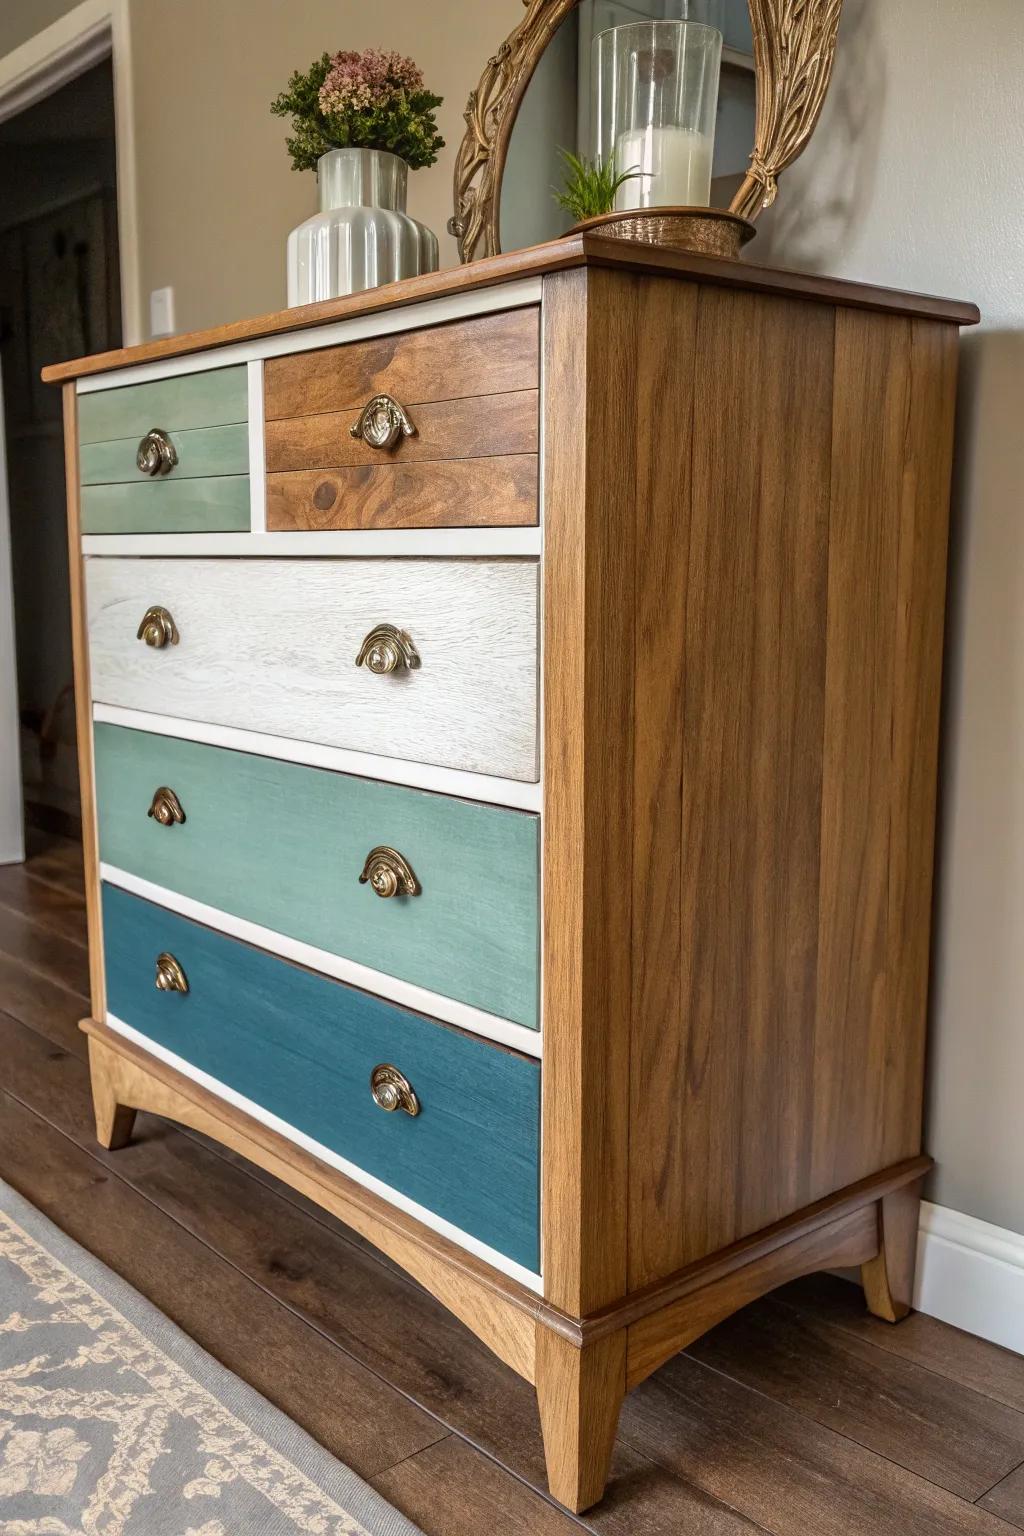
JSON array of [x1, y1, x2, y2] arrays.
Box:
[[0, 1178, 421, 1535]]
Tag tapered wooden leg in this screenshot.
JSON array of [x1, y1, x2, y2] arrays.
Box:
[[861, 1180, 923, 1322], [535, 1325, 626, 1514], [88, 1035, 138, 1150]]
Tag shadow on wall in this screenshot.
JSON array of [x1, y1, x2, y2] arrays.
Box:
[[925, 326, 1024, 1225], [758, 0, 884, 271]]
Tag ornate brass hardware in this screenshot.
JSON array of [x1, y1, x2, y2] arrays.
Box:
[[370, 1063, 420, 1116], [349, 394, 416, 452], [154, 952, 189, 994], [136, 606, 179, 649], [359, 846, 421, 899], [148, 786, 185, 827], [136, 427, 178, 477], [355, 623, 420, 675]]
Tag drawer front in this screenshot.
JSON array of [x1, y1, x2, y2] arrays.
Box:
[[86, 558, 539, 781], [81, 476, 250, 535], [79, 366, 249, 534], [264, 310, 539, 420], [102, 884, 541, 1270], [95, 723, 540, 1028], [78, 366, 248, 443], [81, 423, 249, 484], [263, 310, 539, 533]]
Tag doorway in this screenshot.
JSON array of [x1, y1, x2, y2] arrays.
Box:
[[0, 57, 121, 856]]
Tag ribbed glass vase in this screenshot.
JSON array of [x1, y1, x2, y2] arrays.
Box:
[[287, 147, 439, 306]]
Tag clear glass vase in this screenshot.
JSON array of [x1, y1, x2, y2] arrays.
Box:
[[592, 20, 723, 212], [286, 148, 439, 307]]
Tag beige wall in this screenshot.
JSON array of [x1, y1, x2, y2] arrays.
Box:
[[128, 0, 521, 333], [0, 0, 82, 60], [762, 0, 1024, 1235]]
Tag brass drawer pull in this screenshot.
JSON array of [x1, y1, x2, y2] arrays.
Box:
[[370, 1063, 420, 1116], [359, 846, 420, 899], [137, 605, 179, 649], [155, 952, 188, 993], [355, 623, 420, 675], [148, 786, 185, 826], [137, 427, 178, 476], [349, 394, 416, 452]]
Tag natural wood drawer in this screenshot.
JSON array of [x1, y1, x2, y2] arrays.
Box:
[[85, 557, 540, 781], [263, 309, 539, 531], [94, 722, 540, 1028], [102, 882, 541, 1270]]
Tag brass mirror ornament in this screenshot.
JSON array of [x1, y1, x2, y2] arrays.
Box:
[[359, 846, 421, 899], [136, 427, 178, 476], [137, 605, 179, 649], [450, 0, 843, 261], [148, 786, 186, 827], [154, 952, 189, 994], [370, 1063, 420, 1116], [350, 394, 417, 452], [355, 623, 420, 675]]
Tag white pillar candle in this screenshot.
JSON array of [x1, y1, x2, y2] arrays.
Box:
[[614, 125, 714, 211]]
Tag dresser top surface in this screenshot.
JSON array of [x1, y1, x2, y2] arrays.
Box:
[[42, 233, 979, 386]]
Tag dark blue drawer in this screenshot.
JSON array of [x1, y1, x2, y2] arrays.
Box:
[[102, 884, 540, 1271]]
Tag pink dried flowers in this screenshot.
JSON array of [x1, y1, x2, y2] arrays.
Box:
[[272, 49, 443, 173]]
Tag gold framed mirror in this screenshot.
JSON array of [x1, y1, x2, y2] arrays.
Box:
[[450, 0, 843, 263]]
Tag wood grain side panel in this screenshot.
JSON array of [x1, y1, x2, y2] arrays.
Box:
[[542, 268, 636, 1315], [264, 309, 540, 420], [63, 384, 105, 1020], [626, 280, 697, 1291], [814, 313, 958, 1193], [265, 391, 538, 471], [266, 457, 537, 532], [666, 289, 834, 1271]]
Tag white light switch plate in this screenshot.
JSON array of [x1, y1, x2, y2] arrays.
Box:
[[149, 287, 176, 338]]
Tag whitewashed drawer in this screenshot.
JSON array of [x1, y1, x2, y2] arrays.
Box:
[[85, 558, 539, 780]]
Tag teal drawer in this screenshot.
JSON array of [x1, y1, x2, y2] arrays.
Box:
[[81, 423, 249, 484], [102, 884, 540, 1271], [78, 366, 248, 443], [81, 476, 250, 534], [94, 724, 539, 1029]]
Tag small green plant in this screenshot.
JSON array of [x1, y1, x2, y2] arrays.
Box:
[[271, 50, 443, 173], [553, 148, 642, 222]]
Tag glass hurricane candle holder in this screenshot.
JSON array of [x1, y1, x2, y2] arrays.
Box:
[[593, 19, 723, 213]]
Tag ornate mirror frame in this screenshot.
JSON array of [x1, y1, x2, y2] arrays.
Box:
[[449, 0, 844, 262]]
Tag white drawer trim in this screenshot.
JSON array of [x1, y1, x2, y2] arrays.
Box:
[[101, 863, 542, 1058], [92, 705, 542, 812], [81, 527, 542, 557], [104, 1011, 543, 1291], [77, 278, 545, 392]]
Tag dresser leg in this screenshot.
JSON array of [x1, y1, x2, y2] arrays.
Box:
[[89, 1040, 138, 1151], [535, 1326, 626, 1514], [861, 1180, 923, 1322]]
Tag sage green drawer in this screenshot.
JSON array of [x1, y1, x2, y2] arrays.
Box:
[[78, 366, 248, 443], [80, 476, 250, 534], [94, 723, 540, 1029], [81, 423, 249, 485]]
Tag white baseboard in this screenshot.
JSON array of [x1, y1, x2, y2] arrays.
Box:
[[916, 1201, 1024, 1356]]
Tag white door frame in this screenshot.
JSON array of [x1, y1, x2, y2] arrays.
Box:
[[0, 0, 141, 346], [0, 0, 140, 861]]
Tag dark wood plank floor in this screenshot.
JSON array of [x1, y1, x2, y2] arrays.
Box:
[[3, 830, 1024, 1535]]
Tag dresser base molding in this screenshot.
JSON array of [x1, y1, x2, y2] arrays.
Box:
[[82, 1016, 931, 1513]]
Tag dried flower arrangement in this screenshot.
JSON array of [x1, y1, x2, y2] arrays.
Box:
[[271, 49, 444, 172]]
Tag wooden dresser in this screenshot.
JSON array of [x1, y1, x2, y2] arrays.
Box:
[[45, 239, 978, 1514]]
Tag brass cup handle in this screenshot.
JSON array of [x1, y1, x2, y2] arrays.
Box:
[[349, 394, 416, 452], [155, 952, 189, 993], [355, 623, 420, 675], [370, 1063, 420, 1116], [148, 786, 185, 826], [137, 427, 178, 477], [137, 605, 179, 649], [359, 846, 420, 899]]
